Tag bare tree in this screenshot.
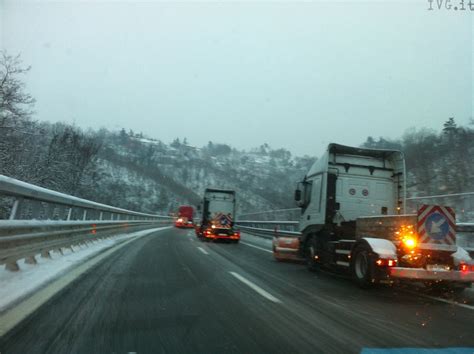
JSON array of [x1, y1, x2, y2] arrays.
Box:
[[0, 52, 102, 195], [0, 51, 35, 127], [37, 124, 102, 194], [0, 52, 38, 178]]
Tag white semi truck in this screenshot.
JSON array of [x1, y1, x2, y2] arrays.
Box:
[[196, 188, 240, 243], [275, 143, 474, 290]]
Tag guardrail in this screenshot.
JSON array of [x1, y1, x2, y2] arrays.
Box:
[[235, 220, 299, 239], [0, 175, 173, 271], [407, 192, 474, 200], [240, 192, 474, 223], [0, 174, 164, 221], [0, 220, 171, 271], [238, 208, 300, 220], [456, 223, 474, 232], [457, 223, 474, 255], [406, 192, 474, 222]]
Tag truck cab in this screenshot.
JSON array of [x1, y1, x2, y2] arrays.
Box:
[[296, 143, 405, 241]]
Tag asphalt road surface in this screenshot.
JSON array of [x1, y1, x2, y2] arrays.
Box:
[[2, 227, 474, 354]]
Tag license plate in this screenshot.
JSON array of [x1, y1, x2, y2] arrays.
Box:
[[427, 264, 450, 271], [218, 233, 228, 236]]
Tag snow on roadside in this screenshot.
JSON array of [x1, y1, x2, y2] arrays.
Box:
[[0, 226, 171, 313]]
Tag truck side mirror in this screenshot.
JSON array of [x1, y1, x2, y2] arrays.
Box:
[[294, 189, 302, 202], [335, 202, 340, 211]]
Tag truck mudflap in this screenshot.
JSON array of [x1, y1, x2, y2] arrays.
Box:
[[272, 236, 304, 262], [389, 267, 474, 282]]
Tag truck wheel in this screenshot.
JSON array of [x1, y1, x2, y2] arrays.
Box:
[[352, 244, 374, 288], [305, 237, 320, 272]]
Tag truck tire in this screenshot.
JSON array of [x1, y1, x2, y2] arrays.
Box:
[[305, 237, 320, 272], [352, 244, 375, 288]]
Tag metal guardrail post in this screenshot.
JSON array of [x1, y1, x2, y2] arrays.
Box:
[[9, 198, 21, 220], [25, 255, 37, 265], [5, 261, 20, 272]]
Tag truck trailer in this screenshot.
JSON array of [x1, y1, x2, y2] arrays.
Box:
[[273, 143, 474, 290], [196, 188, 240, 243]]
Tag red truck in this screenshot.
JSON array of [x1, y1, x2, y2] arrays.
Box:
[[175, 205, 194, 228]]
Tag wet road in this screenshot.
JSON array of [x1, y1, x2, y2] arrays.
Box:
[[2, 227, 474, 353]]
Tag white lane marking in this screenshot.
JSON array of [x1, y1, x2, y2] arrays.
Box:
[[229, 271, 282, 303], [240, 241, 272, 254], [190, 238, 194, 242], [404, 290, 474, 311], [197, 247, 209, 255]]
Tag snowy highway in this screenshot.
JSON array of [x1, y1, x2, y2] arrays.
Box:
[[1, 227, 474, 353]]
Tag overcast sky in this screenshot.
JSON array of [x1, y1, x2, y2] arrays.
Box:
[[1, 0, 472, 156]]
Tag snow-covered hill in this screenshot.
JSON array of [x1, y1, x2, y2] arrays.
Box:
[[76, 130, 315, 215]]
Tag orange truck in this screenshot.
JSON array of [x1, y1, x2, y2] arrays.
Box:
[[174, 205, 194, 228], [273, 144, 474, 291]]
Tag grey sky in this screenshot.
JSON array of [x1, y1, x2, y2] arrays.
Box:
[[1, 0, 473, 156]]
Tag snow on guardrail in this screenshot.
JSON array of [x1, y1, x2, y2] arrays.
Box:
[[0, 174, 171, 221]]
